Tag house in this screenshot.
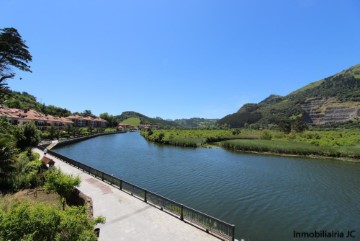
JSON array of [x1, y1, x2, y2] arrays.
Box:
[[66, 115, 107, 128], [118, 122, 136, 130], [0, 107, 107, 129], [46, 116, 73, 128], [139, 124, 159, 130], [0, 107, 73, 130]]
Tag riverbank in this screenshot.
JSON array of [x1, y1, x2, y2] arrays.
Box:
[[52, 131, 360, 241], [40, 130, 126, 149], [55, 130, 126, 148], [215, 141, 360, 163], [141, 129, 360, 162], [32, 148, 222, 241], [218, 139, 360, 161]]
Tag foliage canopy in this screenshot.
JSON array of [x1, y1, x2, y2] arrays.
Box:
[[0, 28, 32, 99], [0, 202, 101, 241]]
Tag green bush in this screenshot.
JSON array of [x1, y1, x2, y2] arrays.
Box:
[[0, 202, 103, 241], [220, 139, 347, 157], [104, 128, 116, 133], [260, 131, 272, 140], [11, 151, 44, 190], [141, 129, 235, 147], [15, 160, 43, 189], [44, 168, 80, 199]]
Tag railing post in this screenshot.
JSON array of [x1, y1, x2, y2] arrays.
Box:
[[110, 175, 114, 185], [88, 166, 91, 174], [144, 190, 147, 203], [232, 226, 235, 241], [101, 172, 104, 181], [180, 205, 184, 220], [120, 180, 122, 190]]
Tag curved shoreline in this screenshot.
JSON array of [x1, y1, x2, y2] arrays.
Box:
[[49, 131, 360, 164], [216, 140, 360, 163], [219, 147, 360, 163], [41, 131, 126, 149], [140, 136, 360, 163]]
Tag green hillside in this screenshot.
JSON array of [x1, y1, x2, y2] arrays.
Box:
[[116, 111, 181, 129], [3, 90, 71, 117], [121, 117, 141, 127], [174, 118, 218, 128], [218, 64, 360, 128]]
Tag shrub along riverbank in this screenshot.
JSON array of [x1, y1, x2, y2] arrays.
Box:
[[141, 129, 240, 147], [141, 129, 360, 160], [0, 118, 105, 240], [219, 139, 360, 159]]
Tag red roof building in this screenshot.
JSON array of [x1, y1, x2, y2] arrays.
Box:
[[0, 107, 73, 130], [118, 122, 137, 130], [66, 115, 107, 128], [0, 107, 107, 129]]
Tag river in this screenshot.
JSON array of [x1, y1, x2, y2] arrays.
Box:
[[54, 132, 360, 241]]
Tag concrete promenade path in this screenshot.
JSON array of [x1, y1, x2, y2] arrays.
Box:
[[33, 148, 221, 241]]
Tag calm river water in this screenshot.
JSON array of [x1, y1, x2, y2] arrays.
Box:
[[54, 132, 360, 241]]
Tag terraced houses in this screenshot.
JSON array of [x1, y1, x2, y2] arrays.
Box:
[[0, 107, 107, 129]]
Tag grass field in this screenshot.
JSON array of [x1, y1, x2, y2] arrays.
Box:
[[141, 129, 360, 160], [121, 117, 141, 127]]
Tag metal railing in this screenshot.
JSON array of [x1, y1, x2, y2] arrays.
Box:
[[37, 146, 236, 241]]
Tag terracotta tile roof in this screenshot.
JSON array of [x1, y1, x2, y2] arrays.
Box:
[[94, 118, 107, 122], [0, 107, 74, 125], [67, 115, 83, 120], [66, 115, 106, 122], [0, 107, 105, 126], [118, 123, 135, 128]]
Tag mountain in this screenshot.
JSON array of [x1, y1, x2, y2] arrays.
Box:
[[173, 118, 218, 128], [116, 111, 181, 129], [218, 64, 360, 128], [117, 112, 219, 129]]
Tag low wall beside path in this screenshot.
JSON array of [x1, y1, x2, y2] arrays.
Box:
[[39, 131, 126, 149], [56, 131, 126, 148]]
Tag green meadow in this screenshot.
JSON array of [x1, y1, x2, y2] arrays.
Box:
[[141, 129, 360, 160]]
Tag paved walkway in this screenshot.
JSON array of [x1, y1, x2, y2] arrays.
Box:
[[33, 148, 221, 241], [46, 140, 59, 150]]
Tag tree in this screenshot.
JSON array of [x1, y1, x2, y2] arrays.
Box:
[[291, 116, 307, 133], [47, 126, 60, 140], [14, 122, 41, 150], [278, 119, 291, 133], [0, 137, 16, 190], [99, 112, 118, 127], [0, 117, 17, 190], [80, 109, 95, 117], [0, 28, 32, 99]]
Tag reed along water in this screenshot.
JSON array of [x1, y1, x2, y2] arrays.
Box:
[[54, 132, 360, 241]]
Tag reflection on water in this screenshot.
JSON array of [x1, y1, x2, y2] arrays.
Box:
[[55, 132, 360, 241]]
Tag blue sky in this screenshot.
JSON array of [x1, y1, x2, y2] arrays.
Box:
[[2, 0, 360, 119]]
